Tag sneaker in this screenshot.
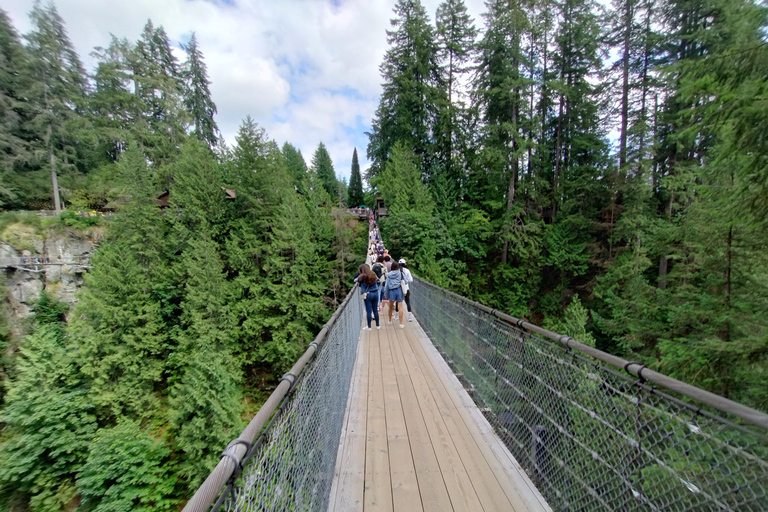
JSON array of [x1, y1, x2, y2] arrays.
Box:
[[394, 313, 399, 320], [376, 325, 381, 330], [399, 324, 405, 329], [408, 313, 413, 322]]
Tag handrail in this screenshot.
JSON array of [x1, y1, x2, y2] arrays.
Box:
[[414, 276, 768, 430], [182, 283, 359, 512]]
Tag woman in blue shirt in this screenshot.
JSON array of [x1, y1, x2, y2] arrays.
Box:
[[358, 264, 380, 330], [384, 261, 405, 328]]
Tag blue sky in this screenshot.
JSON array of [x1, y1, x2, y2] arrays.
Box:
[[4, 0, 489, 181]]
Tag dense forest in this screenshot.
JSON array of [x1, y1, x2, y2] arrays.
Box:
[[369, 0, 767, 414], [0, 2, 366, 510], [0, 0, 767, 509]]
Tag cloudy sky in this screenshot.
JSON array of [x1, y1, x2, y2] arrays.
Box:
[[4, 0, 488, 182]]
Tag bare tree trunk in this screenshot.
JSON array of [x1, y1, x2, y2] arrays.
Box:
[[658, 195, 672, 289], [619, 0, 633, 169], [47, 124, 61, 213], [637, 0, 653, 171], [552, 96, 563, 222], [501, 156, 518, 265]]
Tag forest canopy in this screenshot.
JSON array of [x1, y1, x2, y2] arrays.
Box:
[[0, 0, 767, 509]]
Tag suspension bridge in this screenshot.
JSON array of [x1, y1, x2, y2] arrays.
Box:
[[182, 244, 768, 512]]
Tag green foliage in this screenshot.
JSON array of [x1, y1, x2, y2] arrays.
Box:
[[312, 142, 338, 203], [77, 421, 178, 512], [0, 295, 97, 512], [182, 33, 219, 149], [544, 296, 596, 347], [347, 148, 365, 207]]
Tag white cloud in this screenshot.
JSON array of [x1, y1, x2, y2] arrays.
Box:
[[3, 0, 490, 182]]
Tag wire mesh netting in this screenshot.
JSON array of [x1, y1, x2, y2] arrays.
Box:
[[220, 292, 362, 512], [411, 279, 768, 512]]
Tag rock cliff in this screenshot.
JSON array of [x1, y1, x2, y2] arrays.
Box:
[[0, 224, 103, 335]]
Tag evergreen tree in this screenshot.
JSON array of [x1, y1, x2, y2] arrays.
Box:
[[312, 142, 337, 202], [182, 33, 219, 149], [132, 20, 189, 165], [366, 0, 440, 181], [473, 0, 533, 264], [282, 141, 308, 189], [0, 8, 32, 204], [347, 147, 364, 206], [0, 294, 97, 511], [25, 0, 87, 212], [434, 0, 477, 201]]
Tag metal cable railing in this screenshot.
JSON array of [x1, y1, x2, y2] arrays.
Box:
[[411, 277, 768, 512], [183, 284, 362, 512]]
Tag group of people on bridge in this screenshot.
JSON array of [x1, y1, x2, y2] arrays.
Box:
[[355, 224, 413, 330]]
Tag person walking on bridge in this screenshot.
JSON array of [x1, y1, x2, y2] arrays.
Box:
[[358, 264, 380, 330], [372, 255, 387, 312], [398, 258, 414, 322], [384, 261, 406, 328]]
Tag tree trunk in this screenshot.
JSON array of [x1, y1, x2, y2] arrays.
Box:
[[501, 157, 518, 265], [658, 198, 672, 289], [47, 123, 61, 213], [725, 225, 732, 309], [619, 0, 633, 169], [552, 96, 564, 222]]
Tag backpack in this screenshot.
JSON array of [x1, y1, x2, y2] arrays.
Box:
[[372, 263, 386, 283]]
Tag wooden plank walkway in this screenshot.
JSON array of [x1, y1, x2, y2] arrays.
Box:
[[328, 313, 552, 512]]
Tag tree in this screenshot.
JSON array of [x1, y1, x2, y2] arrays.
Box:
[[312, 142, 337, 202], [347, 147, 364, 206], [182, 33, 219, 149], [0, 294, 97, 511], [25, 0, 87, 212], [366, 0, 440, 181], [282, 142, 307, 189], [434, 0, 477, 200], [0, 8, 32, 203], [473, 0, 532, 264]]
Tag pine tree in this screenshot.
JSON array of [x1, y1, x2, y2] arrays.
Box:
[[25, 0, 87, 212], [132, 20, 189, 165], [312, 142, 337, 201], [473, 0, 533, 264], [182, 33, 219, 149], [366, 0, 440, 181], [0, 8, 32, 202], [282, 141, 308, 189], [434, 0, 477, 201], [0, 293, 97, 511], [347, 147, 364, 206]]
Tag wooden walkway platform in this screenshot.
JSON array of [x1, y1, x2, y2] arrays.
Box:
[[328, 314, 551, 512]]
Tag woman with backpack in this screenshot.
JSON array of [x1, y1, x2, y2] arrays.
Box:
[[384, 261, 406, 328], [358, 264, 380, 330], [371, 255, 387, 312]]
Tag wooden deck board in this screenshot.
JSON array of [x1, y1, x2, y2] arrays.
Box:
[[329, 317, 552, 512]]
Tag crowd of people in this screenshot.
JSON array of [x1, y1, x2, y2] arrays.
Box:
[[355, 224, 413, 330]]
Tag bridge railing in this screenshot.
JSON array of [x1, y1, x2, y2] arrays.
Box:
[[183, 284, 362, 512], [411, 277, 768, 512]]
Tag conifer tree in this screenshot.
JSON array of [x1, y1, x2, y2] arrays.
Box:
[[25, 0, 87, 212], [132, 20, 188, 165], [473, 0, 532, 263], [434, 0, 477, 199], [366, 0, 440, 180], [0, 9, 32, 199], [312, 142, 338, 202], [347, 147, 364, 207], [182, 33, 219, 149], [282, 141, 308, 189]]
